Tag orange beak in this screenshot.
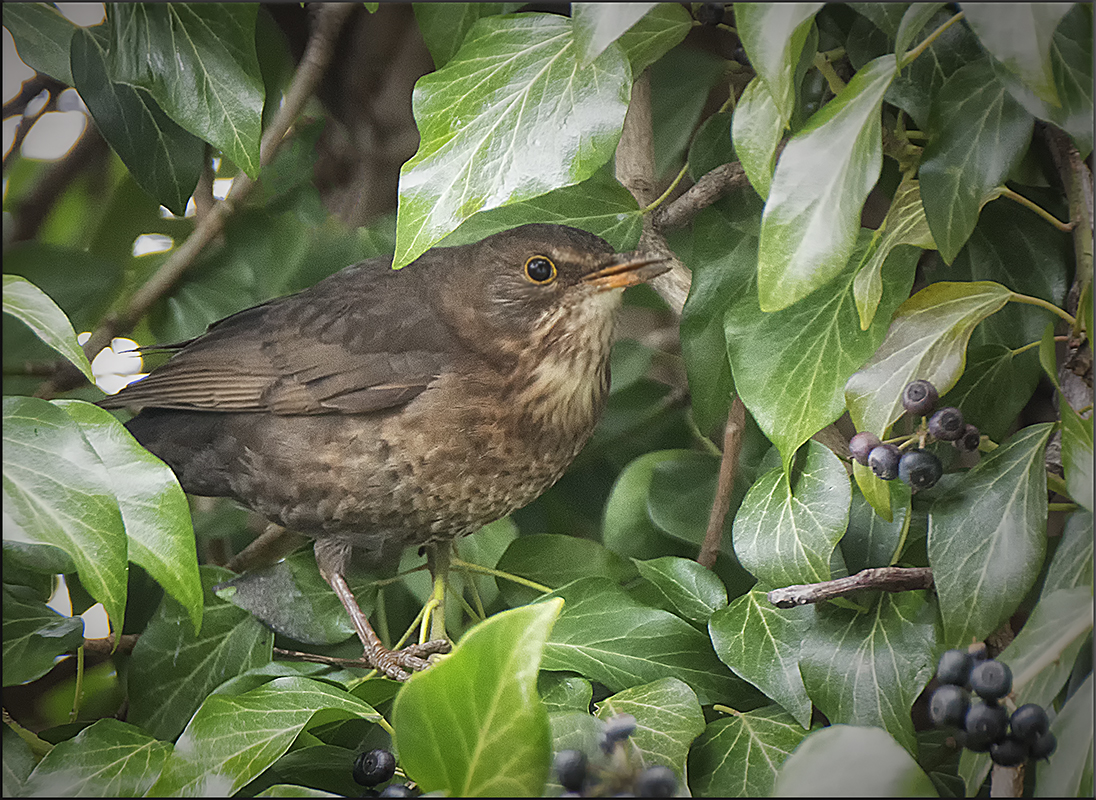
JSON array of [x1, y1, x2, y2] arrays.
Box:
[[582, 255, 670, 291]]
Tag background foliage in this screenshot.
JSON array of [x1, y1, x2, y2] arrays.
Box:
[[3, 2, 1092, 797]]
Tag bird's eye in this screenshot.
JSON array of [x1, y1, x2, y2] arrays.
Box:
[[523, 256, 557, 284]]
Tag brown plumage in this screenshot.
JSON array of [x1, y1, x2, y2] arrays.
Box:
[[101, 223, 667, 679]]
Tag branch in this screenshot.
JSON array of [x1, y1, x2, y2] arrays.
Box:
[[698, 396, 746, 568], [767, 567, 934, 608], [653, 161, 749, 231]]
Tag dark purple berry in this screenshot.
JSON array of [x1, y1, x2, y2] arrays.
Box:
[[868, 444, 902, 480], [555, 750, 588, 793], [898, 449, 943, 490], [902, 379, 939, 416], [1010, 703, 1050, 743], [634, 765, 677, 797], [353, 749, 396, 787], [964, 702, 1009, 751], [936, 649, 974, 686], [378, 784, 415, 798], [695, 3, 725, 25], [1030, 730, 1057, 760], [970, 659, 1012, 701], [929, 684, 970, 728], [990, 735, 1029, 766], [928, 407, 965, 441], [954, 424, 981, 452], [600, 713, 637, 752], [849, 432, 882, 465]]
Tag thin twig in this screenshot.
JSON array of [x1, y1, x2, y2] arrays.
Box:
[[654, 161, 749, 231], [698, 396, 746, 568], [767, 567, 934, 608]]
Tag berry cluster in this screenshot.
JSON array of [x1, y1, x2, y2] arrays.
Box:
[[928, 649, 1057, 767], [849, 380, 980, 492], [555, 714, 678, 797], [352, 748, 415, 797]]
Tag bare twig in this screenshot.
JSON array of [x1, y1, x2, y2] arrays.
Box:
[[2, 74, 66, 120], [225, 523, 309, 574], [654, 161, 749, 232], [81, 633, 139, 656], [767, 567, 934, 608], [698, 396, 746, 568]]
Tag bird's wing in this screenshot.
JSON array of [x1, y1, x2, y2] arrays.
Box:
[[100, 261, 454, 416]]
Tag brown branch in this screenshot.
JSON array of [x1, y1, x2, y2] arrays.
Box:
[[698, 396, 746, 568], [273, 647, 373, 670], [654, 161, 749, 232], [38, 3, 357, 398], [81, 633, 139, 656], [2, 76, 65, 174], [767, 567, 934, 608], [2, 74, 66, 120]]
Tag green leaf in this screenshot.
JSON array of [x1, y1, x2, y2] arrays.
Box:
[[1043, 511, 1094, 596], [733, 442, 851, 587], [394, 601, 560, 797], [602, 450, 697, 561], [732, 77, 783, 200], [895, 4, 947, 66], [646, 451, 723, 546], [595, 677, 705, 781], [709, 590, 813, 728], [150, 677, 376, 797], [688, 705, 810, 797], [774, 725, 938, 796], [800, 592, 937, 753], [633, 556, 728, 627], [841, 481, 911, 572], [853, 459, 895, 522], [2, 275, 94, 382], [394, 13, 630, 267], [2, 396, 127, 635], [757, 56, 897, 312], [961, 2, 1072, 107], [3, 2, 77, 84], [919, 59, 1034, 263], [853, 178, 935, 329], [1062, 399, 1094, 512], [845, 281, 1013, 436], [541, 577, 758, 705], [70, 27, 203, 215], [939, 345, 1041, 442], [2, 587, 84, 687], [107, 4, 264, 177], [496, 534, 638, 607], [21, 719, 169, 797], [128, 566, 272, 742], [571, 3, 656, 67], [613, 2, 692, 75], [734, 3, 824, 128], [1035, 673, 1094, 797], [539, 672, 592, 715], [412, 3, 519, 68], [928, 422, 1054, 647], [2, 722, 35, 795]]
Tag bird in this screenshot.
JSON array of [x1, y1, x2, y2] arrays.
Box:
[[100, 223, 669, 680]]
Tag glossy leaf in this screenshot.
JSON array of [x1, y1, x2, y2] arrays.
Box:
[[961, 3, 1072, 107], [71, 27, 203, 215], [150, 677, 376, 797], [541, 577, 757, 705], [853, 178, 935, 330], [1035, 673, 1094, 797], [919, 59, 1033, 263], [841, 482, 911, 572], [107, 4, 264, 177], [394, 601, 560, 797], [732, 77, 783, 200], [412, 3, 520, 68], [688, 705, 810, 797], [895, 4, 947, 66], [602, 450, 699, 561], [845, 281, 1013, 436], [646, 450, 722, 546], [733, 442, 851, 587], [571, 3, 655, 67], [734, 3, 824, 128], [2, 396, 127, 634], [633, 556, 728, 626], [2, 587, 84, 687], [128, 567, 272, 742], [928, 423, 1054, 647], [757, 56, 896, 312], [394, 13, 630, 267], [614, 2, 692, 75], [940, 344, 1041, 442], [496, 533, 638, 607], [709, 590, 813, 727], [1062, 399, 1094, 512], [774, 725, 938, 796], [21, 719, 169, 797], [2, 275, 94, 382], [539, 672, 592, 715], [3, 2, 76, 84]]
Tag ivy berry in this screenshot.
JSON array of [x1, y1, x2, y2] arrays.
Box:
[[901, 379, 939, 416]]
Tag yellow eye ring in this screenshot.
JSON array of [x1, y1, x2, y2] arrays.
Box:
[[523, 255, 557, 284]]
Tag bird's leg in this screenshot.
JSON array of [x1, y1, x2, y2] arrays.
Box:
[[315, 539, 449, 682]]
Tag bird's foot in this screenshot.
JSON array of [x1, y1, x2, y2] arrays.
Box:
[[366, 638, 452, 682]]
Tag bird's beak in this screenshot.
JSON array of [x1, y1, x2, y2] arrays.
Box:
[[582, 254, 671, 291]]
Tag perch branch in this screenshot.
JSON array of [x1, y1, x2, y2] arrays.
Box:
[[698, 396, 746, 568], [767, 567, 934, 608]]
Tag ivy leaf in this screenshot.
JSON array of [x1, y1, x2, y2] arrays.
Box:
[[394, 13, 630, 267], [928, 423, 1054, 647], [3, 2, 76, 84], [734, 3, 824, 128], [394, 601, 560, 797], [918, 59, 1033, 263], [633, 556, 728, 627], [2, 587, 84, 687], [732, 442, 851, 588], [3, 275, 94, 383], [757, 56, 897, 312], [412, 3, 520, 69], [571, 3, 656, 67], [845, 281, 1013, 436], [895, 4, 947, 66], [732, 77, 783, 201]]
